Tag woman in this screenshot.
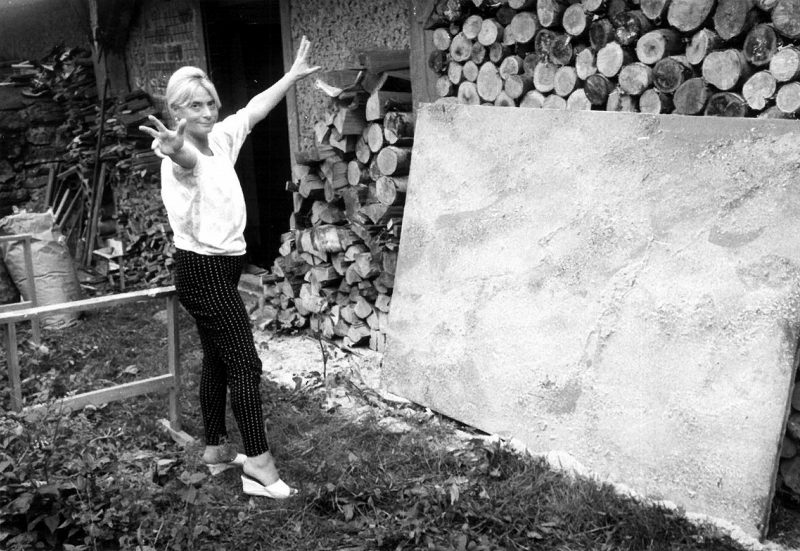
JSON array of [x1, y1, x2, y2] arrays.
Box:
[[139, 37, 320, 499]]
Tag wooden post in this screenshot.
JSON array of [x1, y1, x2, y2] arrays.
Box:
[[166, 294, 181, 431], [280, 0, 301, 159], [119, 240, 126, 292], [85, 162, 109, 266], [3, 322, 22, 411], [21, 236, 40, 345], [0, 234, 40, 345], [88, 0, 133, 97], [43, 164, 56, 208], [410, 0, 439, 107]]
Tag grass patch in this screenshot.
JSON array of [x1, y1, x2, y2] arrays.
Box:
[[0, 296, 794, 550]]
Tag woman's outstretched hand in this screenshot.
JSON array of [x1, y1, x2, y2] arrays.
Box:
[[289, 36, 321, 81], [138, 115, 187, 158], [241, 36, 321, 127]]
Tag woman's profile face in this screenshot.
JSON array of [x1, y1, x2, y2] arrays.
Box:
[[174, 86, 219, 141]]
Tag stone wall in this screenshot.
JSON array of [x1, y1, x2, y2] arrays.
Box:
[[0, 61, 90, 217]]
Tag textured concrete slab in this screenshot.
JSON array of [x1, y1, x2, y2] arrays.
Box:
[[383, 104, 800, 539]]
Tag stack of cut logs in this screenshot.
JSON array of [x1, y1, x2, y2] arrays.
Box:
[[426, 0, 800, 117], [26, 48, 172, 286], [1, 47, 170, 289], [105, 90, 173, 287], [263, 50, 413, 351]]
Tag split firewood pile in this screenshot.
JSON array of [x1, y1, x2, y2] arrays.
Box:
[[15, 47, 171, 286], [426, 0, 800, 117], [259, 50, 413, 351], [104, 92, 173, 287]]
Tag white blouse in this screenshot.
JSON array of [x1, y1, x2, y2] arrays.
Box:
[[160, 110, 252, 256]]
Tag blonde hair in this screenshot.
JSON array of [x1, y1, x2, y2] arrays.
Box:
[[164, 66, 221, 122]]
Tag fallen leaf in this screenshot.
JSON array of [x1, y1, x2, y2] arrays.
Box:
[[122, 364, 138, 375], [9, 492, 34, 513], [449, 483, 460, 505], [44, 513, 59, 533]]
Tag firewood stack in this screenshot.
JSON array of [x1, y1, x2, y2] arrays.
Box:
[[16, 48, 172, 287], [426, 0, 800, 118], [105, 91, 173, 286], [262, 50, 413, 351]]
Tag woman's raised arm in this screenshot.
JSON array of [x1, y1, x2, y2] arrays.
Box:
[[242, 35, 321, 128]]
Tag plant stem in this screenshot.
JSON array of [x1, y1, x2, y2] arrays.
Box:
[[316, 332, 328, 380]]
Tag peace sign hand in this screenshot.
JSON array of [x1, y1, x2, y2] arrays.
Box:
[[138, 115, 187, 158]]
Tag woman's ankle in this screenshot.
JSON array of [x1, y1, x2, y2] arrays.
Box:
[[243, 451, 280, 485], [203, 443, 237, 464]]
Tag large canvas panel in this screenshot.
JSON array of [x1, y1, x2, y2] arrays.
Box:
[[383, 104, 800, 539]]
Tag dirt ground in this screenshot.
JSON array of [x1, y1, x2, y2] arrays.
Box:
[[253, 330, 400, 418]]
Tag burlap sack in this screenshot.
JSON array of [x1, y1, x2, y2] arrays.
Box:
[[0, 210, 83, 329], [0, 253, 20, 304]]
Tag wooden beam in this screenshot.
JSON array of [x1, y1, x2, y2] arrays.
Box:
[[87, 0, 132, 97], [3, 323, 22, 411], [0, 286, 176, 325], [280, 0, 301, 160], [84, 162, 109, 266], [43, 164, 56, 207], [0, 234, 32, 244], [0, 235, 40, 343], [409, 0, 439, 108], [23, 374, 175, 420], [21, 235, 40, 344], [166, 294, 182, 430], [0, 301, 34, 314]]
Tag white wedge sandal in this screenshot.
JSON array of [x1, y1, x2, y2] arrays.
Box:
[[241, 474, 298, 499]]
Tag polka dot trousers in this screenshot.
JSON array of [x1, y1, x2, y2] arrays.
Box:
[[173, 248, 270, 457]]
